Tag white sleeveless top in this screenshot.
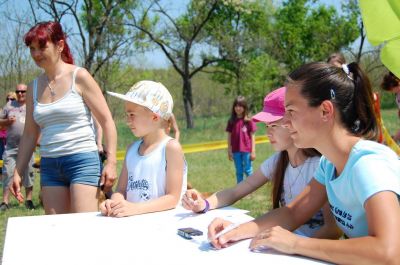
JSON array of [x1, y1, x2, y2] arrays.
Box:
[[33, 67, 97, 158], [126, 137, 187, 203]]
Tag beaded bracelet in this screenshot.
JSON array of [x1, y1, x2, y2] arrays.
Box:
[[198, 199, 210, 214]]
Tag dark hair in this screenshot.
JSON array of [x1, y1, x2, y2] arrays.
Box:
[[287, 62, 378, 141], [271, 149, 320, 209], [326, 52, 346, 66], [229, 96, 251, 123], [24, 21, 74, 64], [381, 72, 400, 91]]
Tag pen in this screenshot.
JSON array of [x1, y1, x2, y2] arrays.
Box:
[[210, 223, 241, 241]]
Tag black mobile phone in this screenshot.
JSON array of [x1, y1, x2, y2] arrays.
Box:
[[177, 227, 203, 239]]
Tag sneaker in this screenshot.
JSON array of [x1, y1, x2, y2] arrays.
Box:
[[0, 202, 9, 212], [25, 200, 35, 210]]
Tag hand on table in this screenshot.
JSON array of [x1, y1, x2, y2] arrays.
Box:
[[250, 226, 298, 254], [100, 196, 133, 218], [181, 189, 206, 213], [207, 218, 243, 249]]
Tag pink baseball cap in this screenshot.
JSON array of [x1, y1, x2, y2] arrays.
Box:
[[252, 87, 286, 123]]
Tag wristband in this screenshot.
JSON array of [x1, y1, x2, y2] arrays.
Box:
[[198, 199, 210, 214]]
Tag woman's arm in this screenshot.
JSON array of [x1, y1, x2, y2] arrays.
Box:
[[249, 191, 400, 264], [92, 115, 104, 153], [75, 69, 117, 192], [100, 156, 128, 216], [10, 84, 40, 202], [208, 179, 327, 248]]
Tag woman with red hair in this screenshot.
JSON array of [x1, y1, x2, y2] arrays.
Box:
[[10, 21, 117, 214]]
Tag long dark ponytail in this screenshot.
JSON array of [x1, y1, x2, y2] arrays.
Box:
[[271, 148, 320, 209], [287, 62, 378, 140]]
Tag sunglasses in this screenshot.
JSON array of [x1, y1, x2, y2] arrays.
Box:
[[15, 90, 27, 94], [6, 97, 16, 101]]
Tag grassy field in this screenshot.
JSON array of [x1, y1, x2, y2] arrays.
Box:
[[0, 108, 398, 259]]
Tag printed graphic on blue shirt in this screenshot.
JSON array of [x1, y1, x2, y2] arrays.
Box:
[[127, 175, 151, 201], [330, 204, 354, 230]]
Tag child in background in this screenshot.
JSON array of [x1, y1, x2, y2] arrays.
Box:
[[1, 93, 16, 163], [226, 96, 257, 183], [381, 71, 400, 142], [183, 87, 340, 239], [326, 52, 346, 67], [101, 80, 187, 217]]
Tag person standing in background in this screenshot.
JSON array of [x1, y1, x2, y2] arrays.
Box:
[[0, 92, 17, 177], [381, 71, 400, 143], [226, 96, 256, 183], [0, 84, 35, 211], [326, 52, 346, 67]]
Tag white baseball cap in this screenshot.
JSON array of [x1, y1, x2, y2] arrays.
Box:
[[107, 80, 173, 120]]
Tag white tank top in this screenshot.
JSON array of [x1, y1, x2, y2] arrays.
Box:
[[126, 137, 187, 203], [33, 67, 97, 157]]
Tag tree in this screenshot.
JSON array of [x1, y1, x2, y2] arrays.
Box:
[[0, 6, 39, 94], [272, 0, 359, 71], [205, 0, 282, 110], [126, 0, 240, 129], [26, 0, 137, 83]]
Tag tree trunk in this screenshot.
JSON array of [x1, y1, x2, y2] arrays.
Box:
[[182, 77, 194, 129], [356, 22, 365, 64]]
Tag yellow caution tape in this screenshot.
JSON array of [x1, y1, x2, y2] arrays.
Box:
[[382, 124, 400, 155], [0, 135, 270, 167]]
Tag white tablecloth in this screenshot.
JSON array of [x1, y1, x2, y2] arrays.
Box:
[[2, 206, 329, 265]]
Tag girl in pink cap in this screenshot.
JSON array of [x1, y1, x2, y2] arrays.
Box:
[[182, 87, 340, 239]]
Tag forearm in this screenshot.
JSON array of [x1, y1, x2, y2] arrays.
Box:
[[293, 236, 393, 265], [211, 188, 243, 209], [254, 207, 301, 233], [132, 194, 180, 215], [102, 119, 117, 163]]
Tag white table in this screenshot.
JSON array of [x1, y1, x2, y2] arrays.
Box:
[[2, 206, 329, 265]]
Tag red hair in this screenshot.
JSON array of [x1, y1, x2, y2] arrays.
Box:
[[24, 21, 74, 64]]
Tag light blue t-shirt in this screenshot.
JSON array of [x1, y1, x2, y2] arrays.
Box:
[[314, 140, 400, 238]]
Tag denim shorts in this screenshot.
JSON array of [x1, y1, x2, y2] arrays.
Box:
[[40, 151, 101, 187]]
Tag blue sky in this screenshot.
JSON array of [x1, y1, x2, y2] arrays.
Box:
[[0, 0, 360, 69]]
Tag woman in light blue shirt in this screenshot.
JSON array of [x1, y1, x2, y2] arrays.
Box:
[[208, 62, 400, 264]]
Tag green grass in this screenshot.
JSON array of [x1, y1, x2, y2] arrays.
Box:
[[1, 108, 398, 259]]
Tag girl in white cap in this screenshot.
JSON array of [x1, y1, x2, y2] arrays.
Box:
[[101, 80, 187, 217], [182, 87, 340, 239]]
